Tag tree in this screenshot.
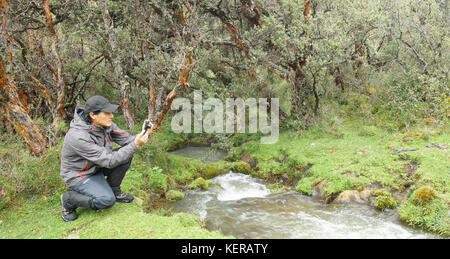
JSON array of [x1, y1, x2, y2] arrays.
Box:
[[1, 0, 48, 156]]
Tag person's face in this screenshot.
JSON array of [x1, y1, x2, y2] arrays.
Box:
[[90, 111, 114, 127]]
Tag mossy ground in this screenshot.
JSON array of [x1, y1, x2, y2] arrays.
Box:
[[0, 196, 229, 238], [0, 119, 233, 239], [0, 114, 448, 237], [226, 119, 449, 236]]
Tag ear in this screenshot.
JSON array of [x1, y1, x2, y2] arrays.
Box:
[[89, 112, 96, 120]]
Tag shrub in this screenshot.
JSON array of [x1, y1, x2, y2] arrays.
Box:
[[146, 166, 168, 194], [398, 187, 449, 236], [0, 138, 65, 209]]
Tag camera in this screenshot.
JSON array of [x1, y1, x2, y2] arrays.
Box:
[[144, 121, 153, 132]]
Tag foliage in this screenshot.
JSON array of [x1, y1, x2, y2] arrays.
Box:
[[371, 189, 398, 211], [2, 0, 448, 155], [0, 135, 65, 209], [1, 0, 449, 239], [398, 187, 449, 236]]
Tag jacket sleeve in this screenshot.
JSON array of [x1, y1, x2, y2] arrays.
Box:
[[110, 122, 136, 147], [67, 131, 138, 169]]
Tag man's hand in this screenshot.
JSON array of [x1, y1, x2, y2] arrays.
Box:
[[134, 120, 152, 148]]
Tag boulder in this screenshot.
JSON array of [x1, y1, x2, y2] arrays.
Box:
[[240, 152, 258, 168], [312, 179, 326, 196], [335, 190, 362, 203]]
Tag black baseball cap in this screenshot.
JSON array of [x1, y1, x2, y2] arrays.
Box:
[[84, 96, 119, 113]]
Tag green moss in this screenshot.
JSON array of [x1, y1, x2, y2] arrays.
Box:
[[398, 188, 449, 237], [188, 177, 212, 190], [230, 161, 251, 173], [410, 186, 436, 206], [295, 177, 317, 195], [255, 160, 282, 178], [198, 163, 225, 178], [370, 189, 397, 211], [165, 190, 185, 201], [375, 194, 397, 211]]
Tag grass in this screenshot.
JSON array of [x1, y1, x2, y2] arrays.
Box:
[[0, 117, 233, 239], [228, 118, 449, 236], [0, 195, 229, 239], [0, 112, 448, 237]]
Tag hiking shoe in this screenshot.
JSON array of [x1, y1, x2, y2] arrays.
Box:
[[60, 193, 78, 222], [114, 191, 134, 203]]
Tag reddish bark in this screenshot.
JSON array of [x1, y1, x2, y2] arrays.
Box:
[[206, 5, 250, 58], [152, 51, 194, 131], [43, 0, 67, 134], [148, 81, 156, 121], [240, 0, 263, 26], [303, 0, 311, 22], [1, 58, 49, 156], [1, 0, 48, 156]]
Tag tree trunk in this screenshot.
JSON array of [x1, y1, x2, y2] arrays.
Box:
[[43, 0, 67, 136], [288, 1, 314, 121], [1, 0, 48, 156], [0, 57, 48, 156], [152, 51, 194, 131], [289, 61, 311, 119], [119, 79, 135, 129]]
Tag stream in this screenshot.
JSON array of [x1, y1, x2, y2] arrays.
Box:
[[169, 147, 439, 239]]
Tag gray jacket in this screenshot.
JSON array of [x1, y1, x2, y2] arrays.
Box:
[[60, 106, 138, 187]]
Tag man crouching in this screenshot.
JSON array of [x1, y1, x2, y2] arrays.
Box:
[[59, 95, 152, 222]]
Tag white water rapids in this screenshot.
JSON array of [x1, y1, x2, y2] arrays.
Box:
[[168, 147, 439, 238], [170, 171, 439, 239]]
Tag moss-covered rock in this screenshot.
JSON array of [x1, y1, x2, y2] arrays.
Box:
[[371, 189, 397, 210], [230, 161, 251, 173], [410, 186, 436, 206], [335, 190, 362, 203], [165, 190, 185, 201], [375, 194, 397, 210], [188, 177, 212, 190], [198, 163, 225, 178], [146, 170, 169, 194]]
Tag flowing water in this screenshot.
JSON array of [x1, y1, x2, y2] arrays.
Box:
[[169, 147, 439, 239], [169, 146, 227, 164]]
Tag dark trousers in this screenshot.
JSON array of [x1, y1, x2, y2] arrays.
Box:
[[70, 154, 133, 210]]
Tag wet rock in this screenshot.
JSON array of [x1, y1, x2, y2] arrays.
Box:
[[312, 179, 326, 196], [335, 190, 362, 203], [359, 190, 371, 201]]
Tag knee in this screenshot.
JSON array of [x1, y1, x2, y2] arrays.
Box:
[[125, 155, 133, 168], [117, 155, 133, 170], [92, 194, 116, 210]]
